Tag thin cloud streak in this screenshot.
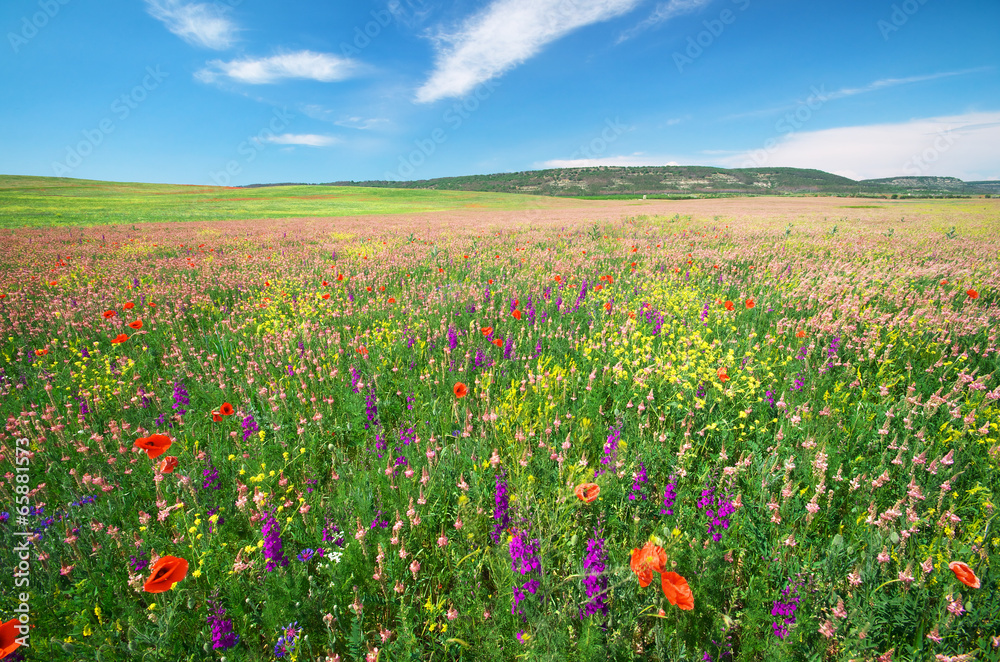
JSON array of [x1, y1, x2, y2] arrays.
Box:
[[617, 0, 712, 43], [262, 134, 341, 147]]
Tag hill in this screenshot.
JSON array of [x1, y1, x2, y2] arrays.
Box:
[[329, 166, 995, 198]]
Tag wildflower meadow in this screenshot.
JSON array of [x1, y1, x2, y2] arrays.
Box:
[[1, 198, 998, 661]]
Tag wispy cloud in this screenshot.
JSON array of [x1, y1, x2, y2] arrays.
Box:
[[416, 0, 643, 103], [261, 134, 340, 147], [145, 0, 238, 50], [726, 68, 990, 120], [617, 0, 712, 43], [539, 154, 680, 168], [196, 51, 358, 84], [720, 111, 1000, 181]]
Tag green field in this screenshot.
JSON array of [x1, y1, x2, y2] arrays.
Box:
[[0, 175, 562, 229]]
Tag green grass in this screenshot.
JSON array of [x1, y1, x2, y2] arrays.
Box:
[[0, 175, 560, 229]]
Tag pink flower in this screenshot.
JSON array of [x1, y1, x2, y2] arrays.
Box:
[[877, 547, 891, 564], [409, 559, 420, 578], [818, 620, 837, 638]]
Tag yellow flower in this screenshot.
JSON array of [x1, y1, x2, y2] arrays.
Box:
[[83, 625, 92, 637]]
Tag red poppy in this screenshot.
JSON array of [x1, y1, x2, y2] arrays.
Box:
[[148, 302, 156, 308], [939, 279, 948, 286], [379, 286, 386, 292], [219, 402, 235, 416], [723, 300, 734, 311], [143, 555, 189, 593], [453, 382, 468, 398], [337, 274, 344, 281], [134, 434, 173, 460], [493, 338, 504, 347], [123, 301, 135, 310], [49, 280, 58, 286], [34, 348, 48, 357], [158, 456, 179, 473], [129, 319, 143, 330], [661, 571, 694, 610], [594, 284, 603, 292], [795, 330, 806, 338], [554, 275, 562, 283], [321, 293, 330, 300], [630, 542, 667, 588], [366, 286, 373, 292], [0, 618, 25, 659], [948, 561, 980, 589], [388, 297, 396, 304], [966, 289, 979, 299], [103, 309, 116, 319], [574, 483, 600, 503], [604, 302, 612, 312], [212, 412, 223, 422], [488, 279, 494, 285], [511, 310, 522, 320], [717, 367, 729, 382], [322, 280, 330, 286], [481, 326, 493, 336], [111, 333, 128, 344], [745, 299, 755, 309]]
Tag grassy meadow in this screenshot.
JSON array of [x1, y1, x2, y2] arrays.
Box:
[[0, 190, 998, 661], [0, 176, 565, 230]]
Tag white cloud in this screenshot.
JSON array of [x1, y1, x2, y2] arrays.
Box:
[[721, 111, 1000, 181], [145, 0, 238, 50], [196, 51, 358, 84], [617, 0, 712, 43], [539, 155, 680, 168], [261, 134, 340, 147], [416, 0, 643, 103]]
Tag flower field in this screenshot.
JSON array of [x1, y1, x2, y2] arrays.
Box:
[[1, 199, 998, 661]]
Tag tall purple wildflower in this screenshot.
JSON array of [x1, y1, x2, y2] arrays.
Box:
[[447, 326, 458, 351], [771, 581, 801, 640], [509, 523, 541, 616], [503, 336, 514, 360], [580, 531, 608, 618], [172, 381, 189, 415], [241, 415, 259, 441], [262, 511, 289, 571], [661, 475, 678, 515], [207, 597, 239, 650], [491, 472, 511, 544], [629, 462, 648, 501], [595, 426, 620, 478], [697, 486, 735, 543]]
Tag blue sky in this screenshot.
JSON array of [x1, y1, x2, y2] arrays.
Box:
[[2, 0, 998, 185]]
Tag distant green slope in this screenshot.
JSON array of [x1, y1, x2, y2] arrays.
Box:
[[0, 175, 556, 229], [329, 166, 995, 198]]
